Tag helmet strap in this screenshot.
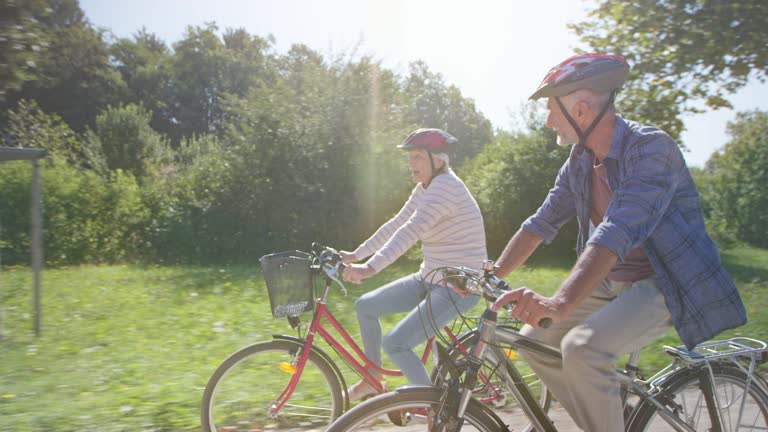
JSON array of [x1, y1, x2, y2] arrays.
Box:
[[426, 151, 437, 186], [425, 151, 448, 187], [555, 90, 616, 148]]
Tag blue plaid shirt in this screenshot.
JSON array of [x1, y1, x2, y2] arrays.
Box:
[[522, 116, 746, 349]]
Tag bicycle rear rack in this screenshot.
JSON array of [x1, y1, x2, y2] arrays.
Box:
[[663, 337, 767, 364]]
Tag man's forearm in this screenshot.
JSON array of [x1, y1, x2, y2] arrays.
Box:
[[495, 228, 544, 279], [552, 243, 618, 314]]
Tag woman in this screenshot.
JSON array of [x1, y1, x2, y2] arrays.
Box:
[[341, 128, 487, 400]]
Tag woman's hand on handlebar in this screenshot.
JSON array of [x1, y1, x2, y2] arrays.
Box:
[[338, 250, 358, 265], [490, 287, 564, 329], [342, 263, 375, 284]]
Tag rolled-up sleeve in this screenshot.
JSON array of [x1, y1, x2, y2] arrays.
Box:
[[588, 135, 681, 260], [522, 160, 576, 244]]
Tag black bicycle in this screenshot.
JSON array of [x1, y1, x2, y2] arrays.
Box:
[[327, 260, 768, 431]]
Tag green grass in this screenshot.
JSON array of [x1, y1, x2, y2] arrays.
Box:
[[1, 247, 766, 431]]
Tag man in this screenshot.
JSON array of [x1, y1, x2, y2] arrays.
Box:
[[491, 53, 746, 432]]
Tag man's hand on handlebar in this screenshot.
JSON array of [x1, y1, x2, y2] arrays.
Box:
[[490, 287, 565, 329], [342, 263, 375, 284]]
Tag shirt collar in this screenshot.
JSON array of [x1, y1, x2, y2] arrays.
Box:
[[570, 115, 628, 162], [605, 115, 627, 161]]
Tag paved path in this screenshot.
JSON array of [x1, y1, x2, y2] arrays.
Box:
[[351, 401, 582, 431], [504, 403, 580, 431]]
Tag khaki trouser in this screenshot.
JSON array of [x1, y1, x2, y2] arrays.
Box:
[[520, 278, 673, 432]]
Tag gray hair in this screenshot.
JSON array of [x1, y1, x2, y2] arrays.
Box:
[[432, 152, 450, 167], [561, 88, 613, 113]]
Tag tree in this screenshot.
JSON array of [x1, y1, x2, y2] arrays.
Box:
[[0, 100, 147, 264], [0, 0, 50, 101], [402, 61, 493, 164], [6, 99, 83, 165], [571, 0, 768, 142], [109, 29, 175, 137], [85, 103, 171, 181], [2, 0, 126, 132], [461, 121, 574, 258], [166, 24, 275, 141], [220, 28, 275, 97], [698, 110, 768, 248]]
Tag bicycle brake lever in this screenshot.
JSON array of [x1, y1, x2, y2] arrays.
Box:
[[323, 263, 348, 296]]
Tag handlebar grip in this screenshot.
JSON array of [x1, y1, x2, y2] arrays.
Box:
[[538, 317, 553, 328]]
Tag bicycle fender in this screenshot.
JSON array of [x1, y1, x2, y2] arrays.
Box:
[[390, 386, 511, 431], [271, 334, 350, 410]]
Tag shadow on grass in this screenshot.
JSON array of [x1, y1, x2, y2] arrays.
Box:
[[139, 264, 263, 295], [722, 261, 768, 283], [721, 250, 768, 283]]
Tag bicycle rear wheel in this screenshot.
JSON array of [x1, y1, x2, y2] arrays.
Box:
[[432, 328, 551, 432], [326, 386, 506, 432], [628, 362, 768, 431], [201, 339, 343, 432]]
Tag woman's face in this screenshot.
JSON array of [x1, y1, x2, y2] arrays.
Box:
[[407, 149, 443, 185]]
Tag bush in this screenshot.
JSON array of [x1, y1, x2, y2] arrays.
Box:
[[0, 161, 147, 264], [461, 127, 576, 260], [698, 111, 768, 248]]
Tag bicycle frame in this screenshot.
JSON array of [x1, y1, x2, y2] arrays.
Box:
[[269, 273, 482, 416], [461, 308, 768, 432]]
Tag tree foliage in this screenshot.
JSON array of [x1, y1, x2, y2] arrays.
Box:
[[85, 103, 172, 180], [402, 61, 493, 164], [461, 120, 574, 258], [697, 110, 768, 247], [0, 103, 147, 264], [1, 0, 126, 131], [571, 0, 768, 141], [109, 29, 175, 136], [0, 0, 50, 101], [4, 0, 762, 266], [0, 6, 495, 265], [6, 99, 83, 166]]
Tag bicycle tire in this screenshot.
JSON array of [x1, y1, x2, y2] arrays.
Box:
[[628, 362, 768, 431], [201, 339, 343, 432], [326, 386, 508, 431], [431, 328, 552, 432]]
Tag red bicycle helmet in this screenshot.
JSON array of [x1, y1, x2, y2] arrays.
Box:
[[397, 128, 458, 152], [529, 53, 629, 100], [530, 53, 629, 148], [397, 128, 457, 185]]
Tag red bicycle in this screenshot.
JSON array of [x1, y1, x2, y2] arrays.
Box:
[[201, 244, 548, 431]]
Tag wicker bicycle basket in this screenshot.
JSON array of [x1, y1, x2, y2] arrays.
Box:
[[259, 250, 315, 318]]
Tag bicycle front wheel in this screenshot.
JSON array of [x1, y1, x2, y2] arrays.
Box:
[[326, 386, 506, 432], [201, 339, 343, 432], [628, 362, 768, 431], [432, 328, 551, 432]]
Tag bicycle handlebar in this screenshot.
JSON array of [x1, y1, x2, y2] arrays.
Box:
[[440, 265, 552, 329], [310, 242, 349, 295], [309, 248, 553, 328]]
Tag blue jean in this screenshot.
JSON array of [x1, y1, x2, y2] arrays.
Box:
[[355, 273, 479, 385]]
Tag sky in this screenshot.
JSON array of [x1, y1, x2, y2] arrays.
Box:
[[80, 0, 768, 167]]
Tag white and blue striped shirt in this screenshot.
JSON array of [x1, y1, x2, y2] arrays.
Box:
[[354, 168, 487, 278]]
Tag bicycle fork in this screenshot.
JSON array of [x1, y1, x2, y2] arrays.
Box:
[[269, 336, 318, 417], [455, 309, 557, 432]]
